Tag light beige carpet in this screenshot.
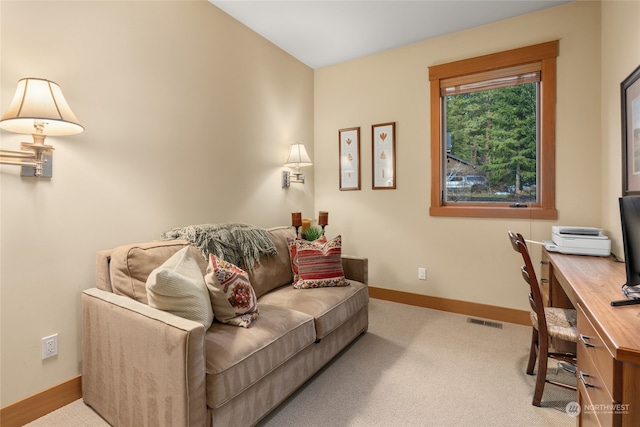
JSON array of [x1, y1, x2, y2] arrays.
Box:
[[27, 299, 576, 427]]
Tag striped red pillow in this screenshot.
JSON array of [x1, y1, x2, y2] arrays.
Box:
[[287, 235, 327, 283], [293, 235, 349, 289]]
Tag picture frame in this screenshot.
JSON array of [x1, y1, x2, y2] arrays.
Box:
[[372, 122, 396, 189], [622, 65, 640, 196], [338, 127, 361, 190]]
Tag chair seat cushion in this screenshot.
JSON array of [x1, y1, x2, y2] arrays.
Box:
[[258, 280, 369, 339], [530, 307, 578, 343], [204, 304, 315, 408]]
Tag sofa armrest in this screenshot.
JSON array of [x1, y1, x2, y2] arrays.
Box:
[[82, 288, 207, 427], [95, 249, 114, 292], [342, 255, 368, 284]]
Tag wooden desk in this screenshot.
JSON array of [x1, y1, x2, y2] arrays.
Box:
[[542, 248, 640, 427]]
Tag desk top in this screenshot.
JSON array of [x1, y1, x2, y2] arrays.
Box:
[[545, 249, 640, 365]]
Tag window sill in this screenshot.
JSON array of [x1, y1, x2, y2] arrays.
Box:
[[429, 205, 558, 220]]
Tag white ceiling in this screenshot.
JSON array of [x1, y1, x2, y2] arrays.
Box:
[[209, 1, 572, 69]]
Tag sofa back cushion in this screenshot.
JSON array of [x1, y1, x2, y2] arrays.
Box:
[[249, 226, 295, 298], [108, 240, 208, 304], [105, 227, 294, 304]]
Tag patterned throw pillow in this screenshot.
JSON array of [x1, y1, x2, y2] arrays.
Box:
[[293, 235, 350, 289], [287, 235, 327, 283], [146, 247, 214, 328], [204, 254, 259, 328]]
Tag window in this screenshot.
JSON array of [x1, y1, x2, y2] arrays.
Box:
[[429, 41, 558, 219]]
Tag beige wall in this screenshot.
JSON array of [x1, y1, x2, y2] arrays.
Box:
[[601, 0, 640, 253], [0, 1, 314, 406], [314, 1, 604, 309]]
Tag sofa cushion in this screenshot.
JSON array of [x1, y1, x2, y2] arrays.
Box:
[[293, 235, 349, 289], [258, 280, 369, 339], [248, 226, 296, 298], [109, 240, 208, 305], [146, 247, 214, 328], [205, 254, 259, 328], [204, 304, 315, 408]]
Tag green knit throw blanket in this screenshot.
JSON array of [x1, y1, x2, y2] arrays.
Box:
[[160, 223, 276, 272]]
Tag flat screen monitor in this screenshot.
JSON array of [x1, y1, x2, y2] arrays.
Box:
[[612, 196, 640, 306]]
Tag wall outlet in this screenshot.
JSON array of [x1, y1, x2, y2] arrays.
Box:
[[42, 334, 58, 359], [418, 268, 427, 280]]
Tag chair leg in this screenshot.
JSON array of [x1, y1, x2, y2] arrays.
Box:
[[532, 334, 549, 407], [526, 327, 538, 375]]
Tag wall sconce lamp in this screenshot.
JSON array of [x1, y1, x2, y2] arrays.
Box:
[[0, 78, 84, 178], [282, 143, 312, 188]]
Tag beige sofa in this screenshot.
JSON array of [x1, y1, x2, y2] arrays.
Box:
[[82, 226, 369, 427]]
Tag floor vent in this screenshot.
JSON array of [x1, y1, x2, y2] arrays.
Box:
[[467, 318, 503, 329]]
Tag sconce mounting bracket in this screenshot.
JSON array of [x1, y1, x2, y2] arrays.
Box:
[[282, 170, 306, 188], [282, 170, 290, 188], [20, 142, 53, 178]]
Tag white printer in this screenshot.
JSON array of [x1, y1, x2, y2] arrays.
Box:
[[543, 226, 611, 257]]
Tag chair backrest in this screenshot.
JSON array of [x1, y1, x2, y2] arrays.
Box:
[[508, 231, 547, 331]]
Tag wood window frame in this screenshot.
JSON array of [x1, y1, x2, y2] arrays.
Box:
[[428, 41, 559, 219]]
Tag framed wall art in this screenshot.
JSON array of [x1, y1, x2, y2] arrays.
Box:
[[339, 127, 361, 190], [622, 64, 640, 196], [372, 122, 396, 189]]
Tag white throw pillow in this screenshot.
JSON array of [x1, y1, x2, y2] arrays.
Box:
[[146, 247, 214, 328]]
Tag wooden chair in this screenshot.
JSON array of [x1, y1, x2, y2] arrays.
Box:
[[508, 231, 577, 406]]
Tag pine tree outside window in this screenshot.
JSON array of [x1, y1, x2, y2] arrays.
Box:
[[428, 41, 559, 219]]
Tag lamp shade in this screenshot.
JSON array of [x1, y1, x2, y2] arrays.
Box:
[[0, 78, 83, 136], [284, 143, 312, 167]]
